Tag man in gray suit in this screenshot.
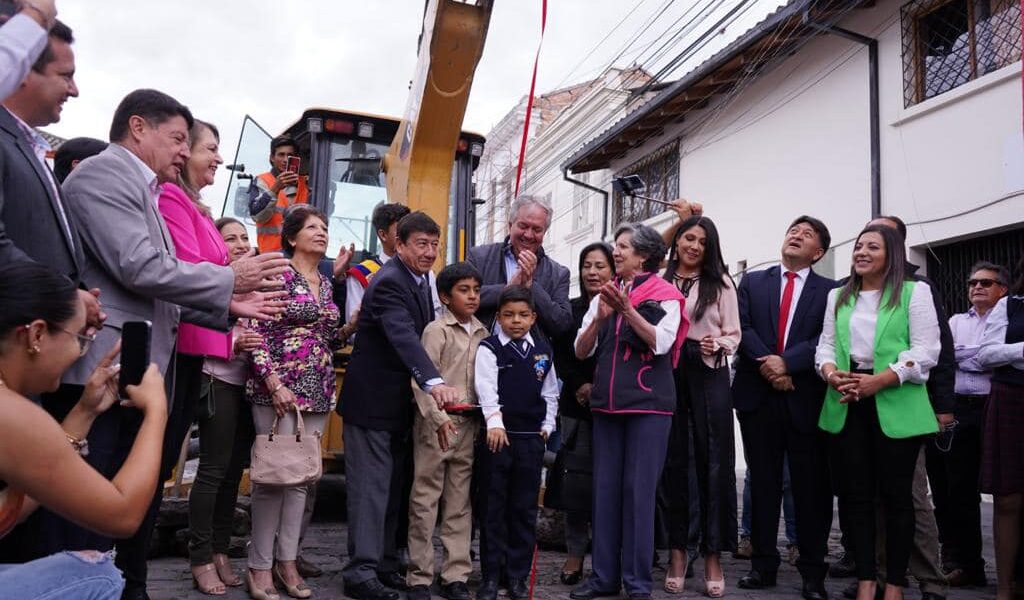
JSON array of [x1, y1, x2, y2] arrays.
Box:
[[467, 195, 572, 344], [58, 88, 288, 600]]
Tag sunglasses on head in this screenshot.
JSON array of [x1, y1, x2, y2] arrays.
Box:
[[968, 278, 1001, 288]]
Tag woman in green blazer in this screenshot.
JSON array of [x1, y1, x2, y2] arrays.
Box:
[[815, 225, 941, 600]]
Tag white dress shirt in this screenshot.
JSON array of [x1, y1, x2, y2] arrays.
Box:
[[779, 266, 810, 351], [575, 294, 682, 358], [474, 330, 559, 435], [815, 282, 941, 384], [0, 13, 47, 102], [117, 143, 161, 202], [949, 307, 996, 395], [977, 296, 1024, 371]]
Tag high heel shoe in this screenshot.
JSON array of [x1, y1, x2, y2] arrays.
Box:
[[192, 563, 226, 596], [273, 565, 313, 599], [664, 554, 687, 594], [213, 554, 242, 587], [704, 576, 725, 598], [247, 571, 281, 600]]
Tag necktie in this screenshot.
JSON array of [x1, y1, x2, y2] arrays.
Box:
[[517, 339, 530, 355], [776, 271, 797, 353]]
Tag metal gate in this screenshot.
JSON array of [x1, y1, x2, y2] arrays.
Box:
[[925, 227, 1024, 317]]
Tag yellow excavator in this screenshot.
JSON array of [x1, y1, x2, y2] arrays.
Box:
[[218, 0, 495, 472]]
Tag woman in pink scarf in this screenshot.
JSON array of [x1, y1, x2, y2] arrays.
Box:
[[572, 223, 689, 600]]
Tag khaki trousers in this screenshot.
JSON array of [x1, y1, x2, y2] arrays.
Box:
[[406, 412, 478, 586]]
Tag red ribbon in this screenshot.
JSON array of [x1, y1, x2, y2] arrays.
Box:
[[513, 0, 547, 199]]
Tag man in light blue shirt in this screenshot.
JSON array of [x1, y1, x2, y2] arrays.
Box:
[[930, 260, 1008, 588]]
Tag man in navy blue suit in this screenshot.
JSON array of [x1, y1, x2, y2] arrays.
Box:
[[338, 211, 462, 600], [733, 216, 837, 600]]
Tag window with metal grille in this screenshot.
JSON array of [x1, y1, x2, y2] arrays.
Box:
[[925, 226, 1024, 317], [612, 141, 679, 225], [572, 172, 591, 231], [901, 0, 1022, 107]]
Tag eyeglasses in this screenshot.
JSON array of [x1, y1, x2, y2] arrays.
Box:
[[55, 327, 95, 357], [967, 278, 1002, 288]]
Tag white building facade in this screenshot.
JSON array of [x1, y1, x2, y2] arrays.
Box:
[[564, 0, 1022, 314]]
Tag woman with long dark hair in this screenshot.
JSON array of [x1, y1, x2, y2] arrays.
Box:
[[660, 216, 740, 597], [977, 255, 1024, 600], [816, 225, 941, 600], [549, 242, 615, 585]]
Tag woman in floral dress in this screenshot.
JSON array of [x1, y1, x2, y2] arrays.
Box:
[[246, 206, 357, 600]]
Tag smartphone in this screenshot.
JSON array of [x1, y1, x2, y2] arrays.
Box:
[[118, 321, 152, 398], [285, 156, 301, 174]]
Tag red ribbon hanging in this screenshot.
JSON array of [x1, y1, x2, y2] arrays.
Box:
[[513, 0, 548, 199]]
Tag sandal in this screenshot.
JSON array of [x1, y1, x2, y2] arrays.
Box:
[[561, 557, 584, 586], [192, 563, 226, 596], [213, 553, 242, 587], [664, 552, 687, 594], [704, 577, 725, 598]]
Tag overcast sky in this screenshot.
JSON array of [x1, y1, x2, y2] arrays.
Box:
[[50, 0, 783, 208]]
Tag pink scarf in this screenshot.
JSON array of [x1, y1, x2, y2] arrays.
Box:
[[625, 274, 689, 368]]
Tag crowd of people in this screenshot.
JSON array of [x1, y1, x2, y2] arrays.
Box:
[[1, 3, 1023, 600]]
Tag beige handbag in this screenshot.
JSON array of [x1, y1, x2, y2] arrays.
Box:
[[250, 406, 322, 486]]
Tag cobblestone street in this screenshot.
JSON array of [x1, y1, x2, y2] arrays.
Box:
[[148, 478, 998, 600]]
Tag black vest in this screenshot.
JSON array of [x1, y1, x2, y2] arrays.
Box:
[[589, 286, 676, 414], [992, 296, 1024, 387], [479, 334, 553, 432]]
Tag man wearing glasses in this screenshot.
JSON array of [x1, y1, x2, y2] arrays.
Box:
[[932, 261, 1009, 588]]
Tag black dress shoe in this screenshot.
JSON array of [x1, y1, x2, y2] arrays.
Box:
[[440, 581, 471, 600], [945, 566, 987, 587], [507, 577, 528, 600], [378, 570, 409, 591], [801, 579, 829, 600], [830, 552, 856, 578], [408, 585, 432, 600], [570, 581, 620, 600], [346, 579, 401, 600], [477, 578, 499, 600], [737, 569, 777, 589]]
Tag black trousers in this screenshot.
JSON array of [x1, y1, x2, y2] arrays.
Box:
[[661, 357, 737, 555], [829, 396, 923, 587], [188, 377, 254, 565], [476, 433, 545, 581], [737, 396, 833, 582], [116, 353, 202, 593], [926, 394, 986, 572]]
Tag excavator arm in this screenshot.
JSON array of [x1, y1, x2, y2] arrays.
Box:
[[383, 0, 493, 263]]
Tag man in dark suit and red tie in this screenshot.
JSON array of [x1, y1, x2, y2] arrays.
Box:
[[733, 216, 837, 600]]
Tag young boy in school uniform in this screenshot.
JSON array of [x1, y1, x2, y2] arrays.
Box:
[[406, 262, 489, 600], [474, 285, 559, 600]]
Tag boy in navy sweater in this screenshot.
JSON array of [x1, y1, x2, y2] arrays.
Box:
[[474, 285, 559, 600]]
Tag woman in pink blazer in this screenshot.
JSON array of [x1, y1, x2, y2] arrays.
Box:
[[157, 119, 241, 596]]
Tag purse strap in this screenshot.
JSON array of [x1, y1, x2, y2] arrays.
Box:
[[268, 405, 307, 442]]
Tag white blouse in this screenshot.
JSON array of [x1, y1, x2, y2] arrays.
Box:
[[575, 295, 682, 358], [815, 281, 941, 384], [977, 296, 1024, 371]]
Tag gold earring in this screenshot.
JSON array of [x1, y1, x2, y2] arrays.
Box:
[[28, 345, 40, 355]]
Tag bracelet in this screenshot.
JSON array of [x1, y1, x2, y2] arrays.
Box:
[[826, 371, 838, 384], [269, 382, 284, 395], [65, 432, 89, 457]]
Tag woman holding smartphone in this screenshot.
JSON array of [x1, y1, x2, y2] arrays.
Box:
[[0, 261, 167, 599], [816, 225, 940, 600]]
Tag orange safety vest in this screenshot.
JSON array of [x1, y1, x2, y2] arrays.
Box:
[[255, 172, 310, 253]]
